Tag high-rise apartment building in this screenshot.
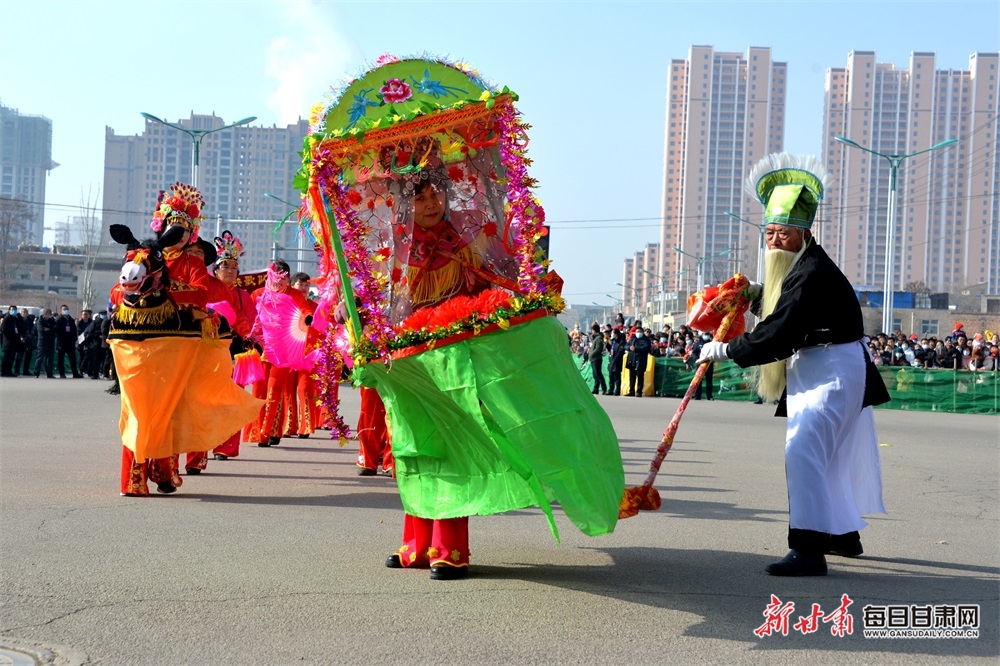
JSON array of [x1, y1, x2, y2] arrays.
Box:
[[624, 46, 785, 315], [103, 114, 315, 273], [620, 243, 659, 319], [822, 51, 999, 295], [0, 103, 57, 245], [50, 215, 101, 248]]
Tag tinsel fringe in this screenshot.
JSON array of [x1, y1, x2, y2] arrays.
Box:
[[116, 300, 176, 327]]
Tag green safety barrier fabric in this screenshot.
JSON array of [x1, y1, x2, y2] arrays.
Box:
[[358, 315, 624, 541], [874, 366, 999, 415], [577, 353, 999, 415]]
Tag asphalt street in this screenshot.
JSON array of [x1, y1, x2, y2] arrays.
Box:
[[0, 376, 997, 665]]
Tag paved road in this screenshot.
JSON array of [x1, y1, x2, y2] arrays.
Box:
[[1, 377, 997, 665]]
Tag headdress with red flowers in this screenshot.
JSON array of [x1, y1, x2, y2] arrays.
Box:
[[214, 229, 245, 267], [150, 182, 206, 241]]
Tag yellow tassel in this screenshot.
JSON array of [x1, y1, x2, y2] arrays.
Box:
[[407, 242, 484, 308], [200, 316, 224, 347], [116, 300, 176, 327]]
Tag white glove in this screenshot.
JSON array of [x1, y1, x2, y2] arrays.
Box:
[[745, 281, 763, 300], [698, 341, 729, 364]]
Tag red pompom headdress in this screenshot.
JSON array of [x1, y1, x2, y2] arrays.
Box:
[[151, 182, 206, 241]]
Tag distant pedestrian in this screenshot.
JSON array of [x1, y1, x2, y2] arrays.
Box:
[[55, 305, 82, 378], [588, 323, 608, 395], [34, 308, 56, 378], [627, 326, 652, 397], [607, 329, 626, 396], [692, 332, 715, 400], [1, 305, 24, 377], [17, 313, 37, 376]]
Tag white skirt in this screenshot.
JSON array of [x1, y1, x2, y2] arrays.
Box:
[[785, 341, 886, 535]]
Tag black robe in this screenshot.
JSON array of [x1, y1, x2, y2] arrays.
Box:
[[727, 240, 889, 414]]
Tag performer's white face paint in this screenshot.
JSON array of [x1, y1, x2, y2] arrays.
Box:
[[755, 226, 810, 402]]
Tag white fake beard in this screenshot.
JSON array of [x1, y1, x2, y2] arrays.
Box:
[[754, 242, 808, 402]]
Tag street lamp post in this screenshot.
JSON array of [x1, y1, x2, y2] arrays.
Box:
[[724, 211, 765, 283], [673, 247, 732, 291], [835, 136, 957, 334], [615, 282, 641, 319], [592, 302, 612, 326], [638, 266, 691, 325], [265, 192, 310, 274], [637, 267, 666, 323], [140, 112, 257, 236], [605, 294, 624, 323]]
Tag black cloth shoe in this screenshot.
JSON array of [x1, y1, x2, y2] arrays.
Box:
[[267, 436, 281, 446], [186, 468, 201, 475], [826, 532, 864, 558], [155, 482, 177, 494], [385, 554, 403, 568], [257, 441, 270, 447], [297, 433, 310, 439], [765, 549, 827, 576], [357, 467, 377, 476], [430, 564, 469, 580], [213, 454, 228, 461]]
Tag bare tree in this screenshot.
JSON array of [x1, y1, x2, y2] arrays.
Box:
[[77, 185, 103, 310], [0, 197, 35, 291]]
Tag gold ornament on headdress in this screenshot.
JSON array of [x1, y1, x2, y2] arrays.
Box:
[[151, 182, 206, 233]]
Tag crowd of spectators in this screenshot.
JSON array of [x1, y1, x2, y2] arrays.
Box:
[[570, 314, 726, 398], [570, 316, 714, 365], [869, 322, 999, 372], [6, 303, 998, 383], [1, 304, 112, 379], [569, 315, 1000, 385]]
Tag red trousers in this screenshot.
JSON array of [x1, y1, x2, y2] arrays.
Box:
[[397, 514, 469, 569], [120, 447, 182, 496], [293, 370, 319, 436], [215, 379, 250, 458], [312, 374, 329, 431], [242, 363, 270, 444], [213, 431, 241, 458], [184, 450, 208, 471], [357, 387, 393, 472], [262, 364, 295, 441]]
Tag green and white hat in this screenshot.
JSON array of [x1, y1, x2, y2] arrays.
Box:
[[745, 153, 831, 229]]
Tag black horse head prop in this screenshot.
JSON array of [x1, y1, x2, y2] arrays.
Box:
[[110, 225, 169, 304]]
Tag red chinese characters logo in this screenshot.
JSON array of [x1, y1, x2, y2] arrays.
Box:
[[755, 595, 796, 637], [755, 594, 854, 638]]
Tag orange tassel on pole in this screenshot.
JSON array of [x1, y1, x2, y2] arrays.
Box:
[[619, 274, 752, 519]]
